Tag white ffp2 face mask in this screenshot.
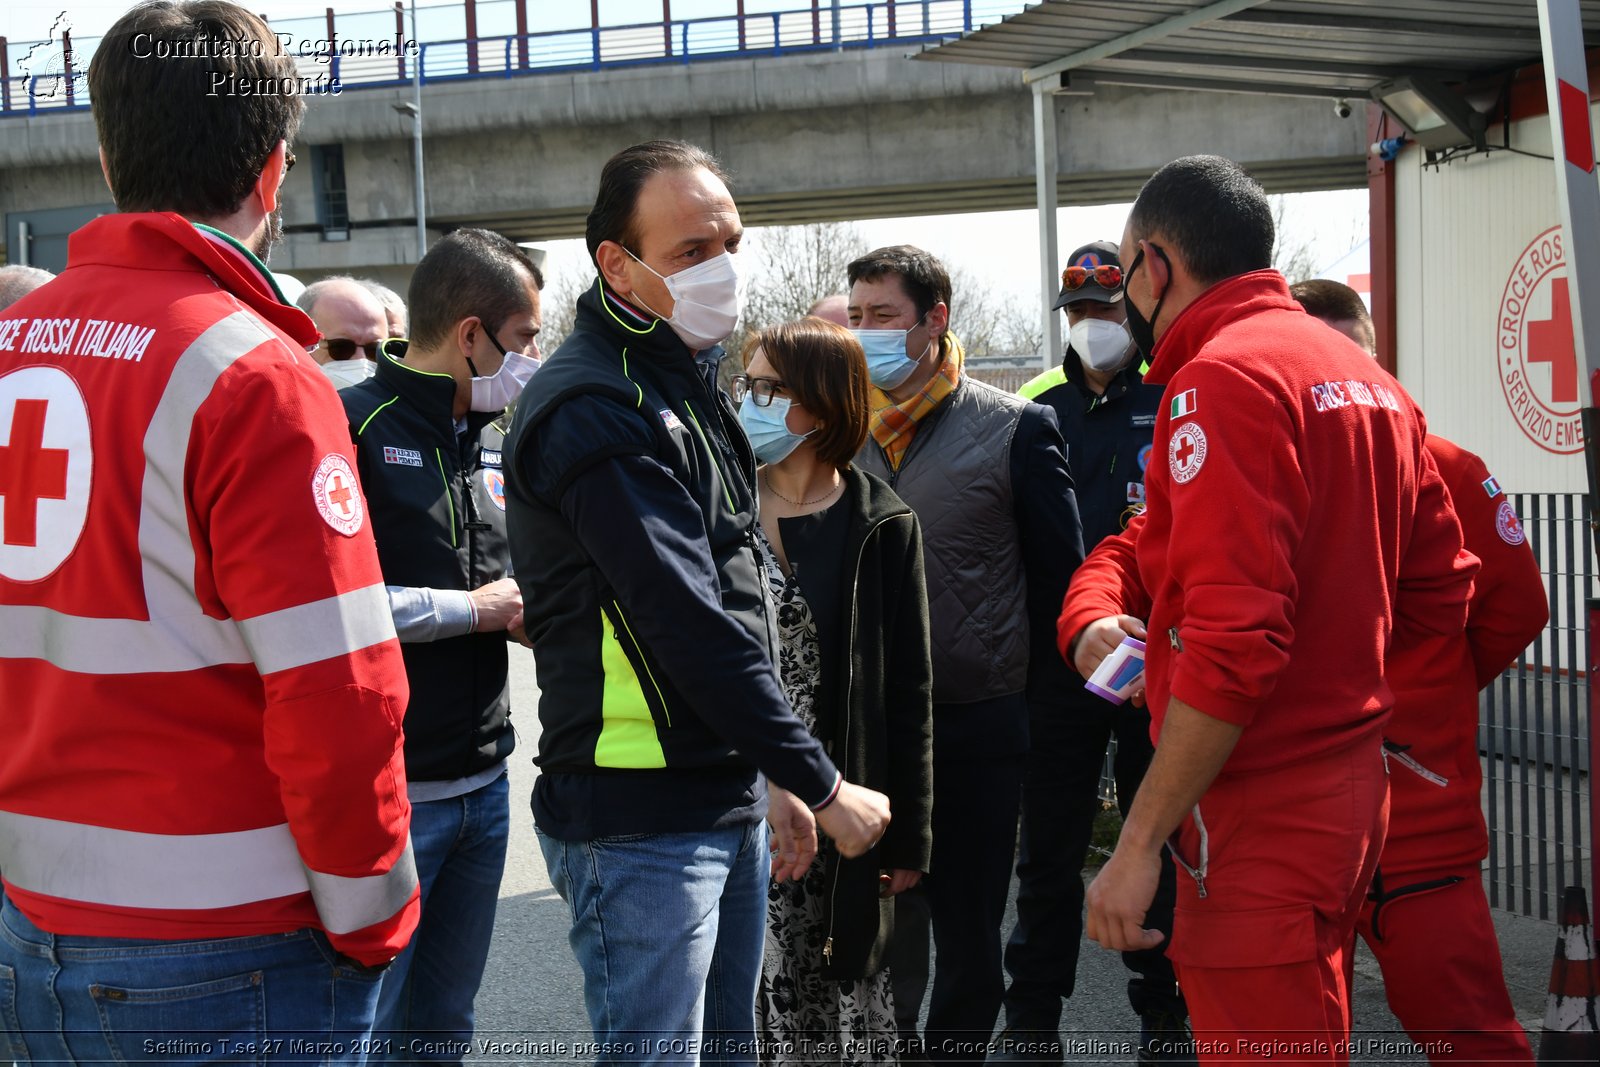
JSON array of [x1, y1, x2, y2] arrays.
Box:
[[626, 248, 741, 351], [471, 349, 540, 412], [1070, 318, 1135, 373], [321, 358, 375, 389]]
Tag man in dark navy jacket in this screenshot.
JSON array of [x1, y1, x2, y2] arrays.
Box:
[[849, 244, 1085, 1065], [341, 228, 542, 1054], [504, 140, 890, 1063], [1006, 242, 1186, 1064]]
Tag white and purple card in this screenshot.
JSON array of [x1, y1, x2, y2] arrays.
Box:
[[1085, 635, 1146, 705]]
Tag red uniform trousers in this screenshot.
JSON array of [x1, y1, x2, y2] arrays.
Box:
[[1167, 738, 1388, 1066], [1353, 869, 1534, 1064]]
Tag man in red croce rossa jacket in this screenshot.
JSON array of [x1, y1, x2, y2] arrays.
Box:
[[1058, 158, 1476, 1064], [0, 4, 417, 1061], [1292, 280, 1546, 1063]]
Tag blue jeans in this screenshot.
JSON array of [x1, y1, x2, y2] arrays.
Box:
[[0, 896, 384, 1065], [537, 820, 770, 1067], [375, 771, 510, 1063]]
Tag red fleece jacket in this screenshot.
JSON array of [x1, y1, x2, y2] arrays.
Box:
[[1379, 436, 1547, 876], [1059, 271, 1477, 775]]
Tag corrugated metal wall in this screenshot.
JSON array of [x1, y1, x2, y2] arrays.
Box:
[[1394, 102, 1595, 494]]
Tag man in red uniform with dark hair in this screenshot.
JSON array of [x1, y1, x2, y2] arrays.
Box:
[[1060, 157, 1476, 1063], [0, 3, 417, 1061], [1294, 279, 1546, 1064]]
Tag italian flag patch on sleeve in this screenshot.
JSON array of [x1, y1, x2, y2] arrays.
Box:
[[1171, 389, 1197, 419]]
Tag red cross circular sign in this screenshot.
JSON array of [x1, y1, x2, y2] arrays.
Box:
[[0, 365, 92, 583], [1499, 226, 1582, 454], [312, 453, 364, 537], [1168, 421, 1208, 484]]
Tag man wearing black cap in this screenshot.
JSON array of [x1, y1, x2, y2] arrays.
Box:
[[1002, 241, 1187, 1063]]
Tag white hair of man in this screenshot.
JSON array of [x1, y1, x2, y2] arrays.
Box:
[[357, 277, 408, 337], [0, 265, 57, 311]]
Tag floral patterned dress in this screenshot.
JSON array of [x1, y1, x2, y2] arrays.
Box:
[[754, 525, 897, 1066]]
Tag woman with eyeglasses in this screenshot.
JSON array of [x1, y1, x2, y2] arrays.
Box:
[[734, 317, 933, 1064]]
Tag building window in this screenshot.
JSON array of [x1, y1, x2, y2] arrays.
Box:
[[310, 144, 349, 240]]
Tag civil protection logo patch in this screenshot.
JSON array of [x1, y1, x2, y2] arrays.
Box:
[[484, 468, 506, 511], [312, 453, 364, 536]]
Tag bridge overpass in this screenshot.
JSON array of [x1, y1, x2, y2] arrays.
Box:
[[0, 0, 1368, 284]]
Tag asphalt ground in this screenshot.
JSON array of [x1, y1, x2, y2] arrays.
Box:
[[465, 651, 1560, 1065]]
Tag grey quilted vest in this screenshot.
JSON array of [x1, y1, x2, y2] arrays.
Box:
[[856, 376, 1028, 705]]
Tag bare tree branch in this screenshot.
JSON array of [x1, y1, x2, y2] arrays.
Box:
[[1270, 195, 1320, 285], [538, 265, 595, 354]]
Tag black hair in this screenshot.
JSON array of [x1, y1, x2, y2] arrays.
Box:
[[585, 141, 730, 264], [407, 229, 543, 352], [1127, 156, 1274, 285], [845, 245, 952, 323], [89, 1, 304, 217]]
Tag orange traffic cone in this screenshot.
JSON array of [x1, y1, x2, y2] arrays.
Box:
[[1538, 886, 1600, 1064]]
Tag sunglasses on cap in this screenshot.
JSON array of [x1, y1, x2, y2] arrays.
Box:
[[322, 338, 382, 361], [1060, 264, 1123, 291]]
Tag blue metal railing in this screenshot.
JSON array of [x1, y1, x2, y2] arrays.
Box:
[[1, 0, 1022, 118]]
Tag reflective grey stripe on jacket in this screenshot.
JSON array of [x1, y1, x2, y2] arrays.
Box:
[[1, 583, 396, 675], [0, 311, 398, 676], [0, 811, 417, 935], [857, 377, 1028, 705]]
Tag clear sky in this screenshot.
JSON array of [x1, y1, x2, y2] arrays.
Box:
[[3, 1, 1368, 306]]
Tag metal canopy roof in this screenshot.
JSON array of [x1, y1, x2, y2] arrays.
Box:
[[914, 0, 1600, 99]]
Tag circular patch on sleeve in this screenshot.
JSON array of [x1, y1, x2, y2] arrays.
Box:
[[483, 468, 506, 511], [312, 453, 364, 536], [1495, 499, 1526, 546], [1167, 421, 1208, 484], [1137, 443, 1153, 472]]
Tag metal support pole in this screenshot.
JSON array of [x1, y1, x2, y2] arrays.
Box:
[[1366, 103, 1398, 376], [1536, 0, 1600, 900], [1590, 599, 1600, 901], [61, 30, 74, 106], [410, 0, 426, 261], [393, 2, 406, 80], [515, 0, 529, 68], [1032, 81, 1062, 368]]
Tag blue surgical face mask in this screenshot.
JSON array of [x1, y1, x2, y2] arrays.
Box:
[[738, 394, 812, 465], [852, 312, 930, 390]]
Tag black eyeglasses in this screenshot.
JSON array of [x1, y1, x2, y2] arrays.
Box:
[[729, 374, 785, 406], [284, 150, 297, 174], [322, 338, 381, 361]]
